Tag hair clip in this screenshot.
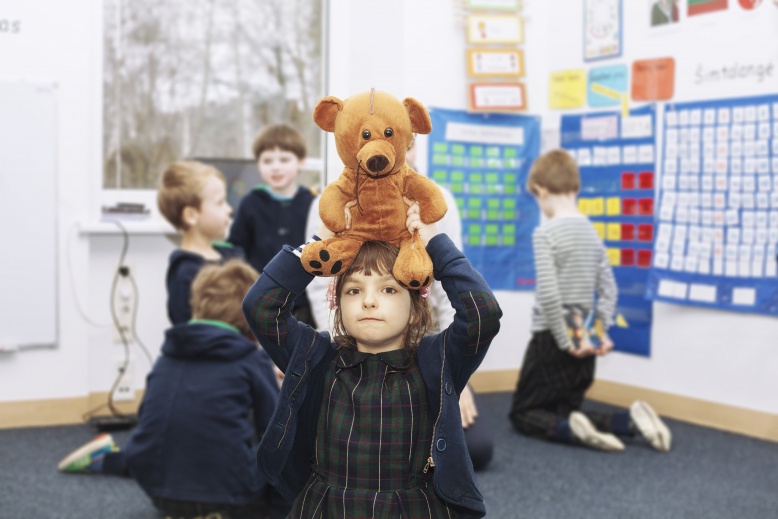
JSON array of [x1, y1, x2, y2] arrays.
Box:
[[326, 279, 338, 310], [420, 286, 431, 298]]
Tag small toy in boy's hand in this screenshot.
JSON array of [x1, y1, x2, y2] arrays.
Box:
[[564, 305, 605, 350]]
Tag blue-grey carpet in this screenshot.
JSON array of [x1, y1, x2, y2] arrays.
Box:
[[1, 392, 776, 518]]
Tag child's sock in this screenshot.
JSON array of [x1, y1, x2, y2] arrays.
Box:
[[554, 418, 575, 443], [610, 410, 635, 437]]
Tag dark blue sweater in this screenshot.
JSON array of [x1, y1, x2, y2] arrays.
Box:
[[123, 321, 279, 506], [165, 244, 243, 325], [228, 185, 315, 310], [242, 234, 502, 518]]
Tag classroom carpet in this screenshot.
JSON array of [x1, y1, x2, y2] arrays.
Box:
[[1, 392, 776, 519]]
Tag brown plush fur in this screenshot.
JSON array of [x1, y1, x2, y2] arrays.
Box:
[[302, 89, 447, 289]]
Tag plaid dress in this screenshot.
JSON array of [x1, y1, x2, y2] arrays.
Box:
[[288, 347, 454, 519]]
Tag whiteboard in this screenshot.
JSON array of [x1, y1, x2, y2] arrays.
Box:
[[0, 83, 57, 347]]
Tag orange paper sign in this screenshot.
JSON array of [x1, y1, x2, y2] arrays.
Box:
[[631, 58, 675, 101]]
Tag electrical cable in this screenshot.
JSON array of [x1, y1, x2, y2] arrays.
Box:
[[128, 273, 153, 367], [83, 220, 132, 422]]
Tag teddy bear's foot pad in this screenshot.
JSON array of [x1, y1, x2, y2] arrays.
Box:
[[307, 249, 343, 276]]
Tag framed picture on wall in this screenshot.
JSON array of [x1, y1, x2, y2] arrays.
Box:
[[583, 0, 622, 61]]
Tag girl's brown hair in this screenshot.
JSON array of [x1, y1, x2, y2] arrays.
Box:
[[190, 259, 260, 339], [331, 241, 432, 351]]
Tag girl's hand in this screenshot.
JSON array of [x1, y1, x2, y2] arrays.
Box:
[[403, 196, 438, 246], [318, 200, 357, 239], [343, 200, 357, 231], [459, 384, 479, 429]]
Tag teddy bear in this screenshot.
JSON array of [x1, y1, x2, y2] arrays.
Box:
[[301, 89, 447, 289]]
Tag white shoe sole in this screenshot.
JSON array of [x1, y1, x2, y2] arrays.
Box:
[[631, 401, 672, 452], [57, 433, 114, 471], [570, 411, 625, 452]]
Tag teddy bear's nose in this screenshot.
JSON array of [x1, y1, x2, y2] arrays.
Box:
[[366, 155, 389, 173]]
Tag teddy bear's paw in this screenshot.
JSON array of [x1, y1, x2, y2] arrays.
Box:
[[305, 247, 345, 276], [394, 272, 432, 290]]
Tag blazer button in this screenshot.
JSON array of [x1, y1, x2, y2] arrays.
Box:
[[436, 438, 446, 451], [444, 382, 452, 394]]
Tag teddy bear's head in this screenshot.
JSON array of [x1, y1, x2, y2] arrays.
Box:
[[313, 89, 432, 177]]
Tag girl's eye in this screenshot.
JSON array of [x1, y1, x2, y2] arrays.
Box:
[[383, 287, 397, 294], [345, 288, 360, 295]]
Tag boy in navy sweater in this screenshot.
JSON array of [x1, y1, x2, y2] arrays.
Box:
[[158, 160, 243, 324], [58, 260, 287, 519], [228, 124, 316, 326]]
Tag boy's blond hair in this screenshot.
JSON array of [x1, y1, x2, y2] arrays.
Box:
[[526, 149, 580, 196], [251, 124, 307, 161], [190, 260, 259, 339], [157, 161, 225, 231]]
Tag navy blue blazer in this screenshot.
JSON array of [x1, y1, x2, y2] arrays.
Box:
[[242, 234, 502, 518]]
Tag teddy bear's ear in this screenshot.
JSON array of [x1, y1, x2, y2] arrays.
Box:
[[313, 96, 343, 132], [402, 98, 432, 135]]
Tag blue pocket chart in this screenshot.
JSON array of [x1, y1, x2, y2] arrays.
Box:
[[428, 108, 540, 290], [561, 105, 657, 357], [646, 94, 778, 316]]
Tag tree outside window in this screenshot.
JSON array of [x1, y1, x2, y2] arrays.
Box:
[[103, 0, 323, 189]]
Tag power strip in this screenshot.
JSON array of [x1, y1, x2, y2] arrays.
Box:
[[89, 414, 138, 431]]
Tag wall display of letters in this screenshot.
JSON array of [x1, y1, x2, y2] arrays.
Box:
[[646, 94, 778, 316], [428, 108, 540, 290], [561, 106, 657, 356]]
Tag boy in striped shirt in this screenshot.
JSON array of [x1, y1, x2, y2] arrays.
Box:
[[509, 149, 671, 453]]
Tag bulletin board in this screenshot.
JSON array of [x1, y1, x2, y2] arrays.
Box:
[[561, 105, 656, 356], [0, 83, 58, 348], [428, 108, 540, 290], [646, 94, 778, 316]]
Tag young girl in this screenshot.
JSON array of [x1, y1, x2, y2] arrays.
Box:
[[243, 199, 503, 518]]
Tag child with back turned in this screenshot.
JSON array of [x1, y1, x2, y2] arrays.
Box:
[[509, 149, 672, 452], [58, 260, 285, 519], [243, 198, 503, 518], [158, 160, 242, 324], [228, 123, 317, 326]]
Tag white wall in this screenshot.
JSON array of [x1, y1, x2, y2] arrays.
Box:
[[0, 0, 173, 408], [326, 0, 778, 415], [0, 0, 100, 403], [1, 0, 776, 421]]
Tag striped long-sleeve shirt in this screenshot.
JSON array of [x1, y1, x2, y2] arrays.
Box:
[[531, 214, 618, 350]]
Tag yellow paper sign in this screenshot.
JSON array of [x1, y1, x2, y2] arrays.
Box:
[[606, 197, 621, 216], [549, 69, 586, 109], [589, 197, 604, 216], [578, 198, 591, 215], [593, 222, 605, 241], [607, 223, 621, 241], [607, 248, 621, 266]]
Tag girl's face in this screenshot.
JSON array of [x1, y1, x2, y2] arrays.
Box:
[[258, 147, 303, 197], [339, 270, 412, 354]]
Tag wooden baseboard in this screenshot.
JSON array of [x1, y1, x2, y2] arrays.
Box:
[[0, 391, 143, 429], [4, 375, 777, 443], [469, 369, 778, 443]]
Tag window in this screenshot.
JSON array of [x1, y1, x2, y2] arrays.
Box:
[[103, 0, 324, 189]]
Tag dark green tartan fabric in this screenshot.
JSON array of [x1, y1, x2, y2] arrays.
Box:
[[288, 348, 454, 519]]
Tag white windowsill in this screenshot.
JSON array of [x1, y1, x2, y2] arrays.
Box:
[[79, 220, 177, 236]]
